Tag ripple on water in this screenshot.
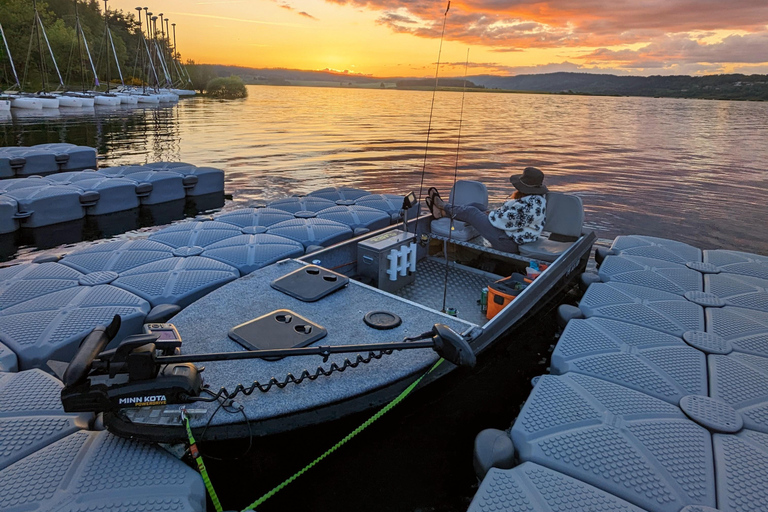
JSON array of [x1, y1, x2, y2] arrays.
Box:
[[1, 86, 767, 261]]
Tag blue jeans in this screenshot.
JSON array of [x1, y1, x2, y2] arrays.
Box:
[[442, 202, 519, 253]]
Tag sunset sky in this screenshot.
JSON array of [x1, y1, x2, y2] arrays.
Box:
[[109, 0, 768, 77]]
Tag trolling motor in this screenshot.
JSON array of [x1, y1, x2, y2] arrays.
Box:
[[61, 315, 476, 415]]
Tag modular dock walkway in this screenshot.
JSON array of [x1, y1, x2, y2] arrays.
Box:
[[0, 144, 97, 178], [0, 162, 225, 233], [0, 186, 407, 511], [469, 236, 768, 512]]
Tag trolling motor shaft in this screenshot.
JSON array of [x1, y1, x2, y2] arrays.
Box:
[[61, 316, 475, 414]]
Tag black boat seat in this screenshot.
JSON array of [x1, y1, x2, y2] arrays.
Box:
[[518, 192, 584, 263], [430, 180, 488, 242]]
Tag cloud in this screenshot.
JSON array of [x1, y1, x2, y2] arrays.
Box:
[[581, 32, 768, 69], [168, 11, 303, 28], [274, 1, 318, 20], [324, 0, 768, 50]]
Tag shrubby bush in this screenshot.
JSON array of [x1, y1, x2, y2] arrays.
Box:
[[205, 75, 248, 99]]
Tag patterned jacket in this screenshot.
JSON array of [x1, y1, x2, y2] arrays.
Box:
[[487, 195, 547, 245]]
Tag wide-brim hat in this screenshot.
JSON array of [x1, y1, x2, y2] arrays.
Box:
[[510, 166, 548, 194]]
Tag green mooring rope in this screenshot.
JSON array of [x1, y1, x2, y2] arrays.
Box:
[[183, 358, 443, 511], [184, 415, 224, 512], [240, 358, 445, 511]]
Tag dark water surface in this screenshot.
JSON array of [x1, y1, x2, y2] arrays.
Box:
[[2, 85, 766, 260], [1, 87, 767, 510]]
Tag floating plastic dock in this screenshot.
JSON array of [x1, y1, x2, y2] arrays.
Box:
[[0, 185, 408, 511], [0, 143, 97, 178], [469, 235, 768, 512], [0, 369, 206, 512], [0, 163, 225, 233]]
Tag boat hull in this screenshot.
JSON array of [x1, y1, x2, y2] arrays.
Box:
[[38, 96, 60, 109], [0, 99, 10, 111], [103, 218, 595, 443], [56, 95, 83, 108], [10, 97, 43, 110]]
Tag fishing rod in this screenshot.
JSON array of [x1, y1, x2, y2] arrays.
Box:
[[441, 48, 471, 313], [415, 1, 451, 222]]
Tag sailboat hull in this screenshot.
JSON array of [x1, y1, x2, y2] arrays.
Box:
[[116, 94, 138, 105], [0, 99, 10, 111], [10, 97, 43, 110], [135, 94, 161, 104], [38, 96, 60, 109], [56, 95, 83, 108], [93, 95, 121, 106]]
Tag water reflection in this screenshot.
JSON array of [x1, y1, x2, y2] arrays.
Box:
[[1, 87, 766, 259]]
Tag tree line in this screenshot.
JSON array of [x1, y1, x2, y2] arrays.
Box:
[[0, 0, 177, 91]]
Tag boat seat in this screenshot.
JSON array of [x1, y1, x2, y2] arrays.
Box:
[[430, 180, 488, 242], [518, 192, 584, 263]]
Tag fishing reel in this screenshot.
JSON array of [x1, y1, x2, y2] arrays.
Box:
[[61, 315, 476, 416]]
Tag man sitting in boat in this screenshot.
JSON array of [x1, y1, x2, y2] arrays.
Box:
[[426, 166, 548, 253]]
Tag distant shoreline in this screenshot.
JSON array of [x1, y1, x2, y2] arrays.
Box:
[[244, 80, 767, 102]]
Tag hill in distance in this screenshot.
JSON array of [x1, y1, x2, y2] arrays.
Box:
[[207, 65, 768, 101]]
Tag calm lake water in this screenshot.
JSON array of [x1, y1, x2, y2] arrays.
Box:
[[1, 86, 767, 511], [1, 85, 767, 260]]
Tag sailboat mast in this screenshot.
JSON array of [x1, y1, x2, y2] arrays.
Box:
[[74, 0, 86, 91], [104, 0, 110, 92], [0, 23, 21, 89], [135, 7, 145, 92], [32, 0, 48, 92]]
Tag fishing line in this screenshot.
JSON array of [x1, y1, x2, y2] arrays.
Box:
[[441, 48, 470, 313], [415, 1, 451, 222]]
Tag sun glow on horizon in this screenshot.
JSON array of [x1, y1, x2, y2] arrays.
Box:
[[108, 0, 768, 77]]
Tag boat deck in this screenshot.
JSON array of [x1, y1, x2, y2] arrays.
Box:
[[394, 257, 500, 326], [122, 258, 473, 432], [469, 236, 768, 512]]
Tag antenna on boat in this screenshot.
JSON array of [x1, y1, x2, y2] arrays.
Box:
[[415, 1, 450, 222], [440, 48, 470, 313]]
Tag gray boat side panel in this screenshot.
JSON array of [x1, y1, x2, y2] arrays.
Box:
[[468, 462, 649, 512], [706, 306, 768, 358], [704, 250, 768, 280], [0, 430, 205, 512], [599, 254, 703, 295], [579, 282, 705, 336], [705, 274, 768, 313], [201, 233, 306, 275], [713, 430, 768, 512], [0, 262, 84, 309], [112, 256, 240, 308], [0, 285, 150, 370], [266, 218, 354, 248], [59, 239, 176, 274], [610, 235, 702, 263], [214, 207, 294, 228], [709, 353, 768, 434], [552, 318, 707, 403], [511, 374, 715, 512], [148, 220, 243, 248], [165, 259, 470, 427]]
